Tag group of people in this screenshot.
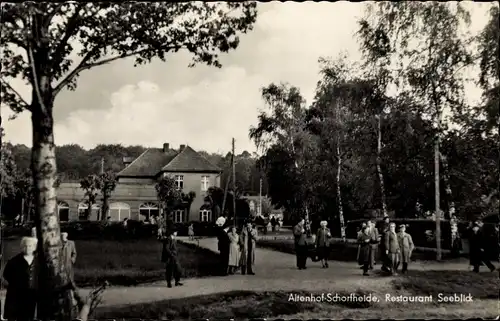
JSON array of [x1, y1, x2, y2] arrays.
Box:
[[2, 232, 77, 321], [293, 219, 332, 270], [357, 217, 415, 276], [216, 220, 258, 276]]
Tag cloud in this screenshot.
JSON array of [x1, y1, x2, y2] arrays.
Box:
[[48, 67, 266, 154], [2, 2, 493, 154]]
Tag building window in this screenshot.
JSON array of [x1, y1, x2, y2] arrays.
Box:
[[201, 175, 210, 192], [58, 201, 70, 222], [175, 175, 184, 190], [77, 203, 100, 221], [139, 202, 159, 221], [173, 209, 185, 223], [108, 202, 131, 221], [200, 209, 211, 222]]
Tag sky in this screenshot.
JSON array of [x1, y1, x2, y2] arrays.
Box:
[[1, 2, 494, 155]]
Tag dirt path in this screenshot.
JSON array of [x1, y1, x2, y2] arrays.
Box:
[[0, 237, 472, 309]]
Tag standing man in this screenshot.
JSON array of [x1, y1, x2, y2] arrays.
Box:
[[240, 221, 258, 275], [379, 215, 391, 272], [216, 223, 230, 276], [469, 221, 496, 273], [397, 224, 414, 273], [293, 218, 307, 270], [368, 220, 380, 270], [61, 232, 77, 284], [161, 229, 183, 288], [384, 222, 400, 275]]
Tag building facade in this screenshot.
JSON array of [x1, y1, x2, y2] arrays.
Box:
[[56, 143, 222, 223]]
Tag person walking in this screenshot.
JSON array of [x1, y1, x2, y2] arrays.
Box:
[[469, 222, 496, 273], [396, 224, 414, 274], [293, 218, 307, 270], [450, 224, 462, 258], [61, 232, 77, 284], [188, 223, 195, 241], [240, 221, 258, 275], [368, 220, 380, 270], [315, 221, 331, 268], [227, 226, 241, 274], [161, 229, 183, 288], [3, 237, 39, 321], [384, 222, 400, 275], [357, 223, 372, 276]]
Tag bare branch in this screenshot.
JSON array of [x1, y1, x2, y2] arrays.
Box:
[[53, 44, 184, 97], [0, 78, 31, 111]]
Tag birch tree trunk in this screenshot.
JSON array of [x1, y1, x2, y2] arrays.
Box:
[[375, 115, 388, 217], [31, 101, 74, 320], [336, 137, 346, 241], [434, 135, 442, 261]]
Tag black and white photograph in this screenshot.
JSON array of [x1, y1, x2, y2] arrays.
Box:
[[0, 1, 499, 320]]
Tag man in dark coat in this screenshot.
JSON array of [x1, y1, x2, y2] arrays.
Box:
[[469, 222, 496, 273], [379, 215, 391, 272], [161, 229, 183, 288], [293, 218, 307, 269], [216, 224, 231, 276]]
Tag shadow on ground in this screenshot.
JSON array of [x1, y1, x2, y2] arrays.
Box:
[[94, 290, 373, 319]]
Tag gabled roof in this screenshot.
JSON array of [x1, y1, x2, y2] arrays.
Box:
[[117, 149, 177, 177], [161, 145, 221, 173], [117, 145, 221, 177]]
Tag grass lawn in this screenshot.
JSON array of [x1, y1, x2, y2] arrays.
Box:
[[95, 270, 499, 319], [1, 238, 220, 287]]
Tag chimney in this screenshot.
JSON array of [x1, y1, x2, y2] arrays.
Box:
[[123, 157, 134, 166], [163, 143, 169, 153], [179, 144, 185, 151]]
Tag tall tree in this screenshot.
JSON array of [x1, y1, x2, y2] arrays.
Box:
[[357, 17, 394, 217], [0, 143, 18, 199], [361, 2, 474, 259], [79, 174, 100, 220], [97, 171, 117, 221], [249, 83, 317, 221], [0, 3, 257, 319]]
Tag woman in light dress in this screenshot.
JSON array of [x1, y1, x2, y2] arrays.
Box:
[[227, 226, 241, 274]]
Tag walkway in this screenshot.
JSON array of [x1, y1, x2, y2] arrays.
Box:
[[0, 237, 471, 309]]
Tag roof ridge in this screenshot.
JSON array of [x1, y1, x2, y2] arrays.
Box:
[[117, 148, 151, 175], [162, 146, 186, 169], [191, 146, 221, 171]]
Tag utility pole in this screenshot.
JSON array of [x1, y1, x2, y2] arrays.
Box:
[[100, 157, 104, 174], [232, 138, 236, 227], [259, 178, 262, 217]]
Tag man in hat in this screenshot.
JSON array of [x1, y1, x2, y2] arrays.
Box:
[[469, 221, 496, 273], [161, 228, 183, 287], [396, 224, 414, 273], [61, 232, 77, 283], [216, 220, 231, 276], [240, 220, 258, 275]]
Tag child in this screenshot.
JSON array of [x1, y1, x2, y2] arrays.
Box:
[[357, 223, 372, 276], [397, 224, 414, 274]]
